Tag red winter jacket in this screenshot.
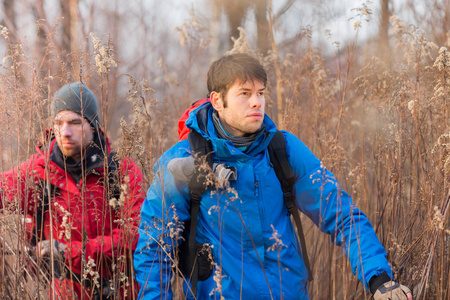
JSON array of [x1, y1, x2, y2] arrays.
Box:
[[0, 130, 145, 298]]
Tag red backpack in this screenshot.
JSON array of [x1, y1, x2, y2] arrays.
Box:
[[178, 98, 210, 141]]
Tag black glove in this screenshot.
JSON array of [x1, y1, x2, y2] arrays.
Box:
[[93, 279, 114, 300]]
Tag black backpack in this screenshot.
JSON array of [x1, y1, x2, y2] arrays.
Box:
[[178, 130, 313, 295]]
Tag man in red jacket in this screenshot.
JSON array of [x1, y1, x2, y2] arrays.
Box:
[[0, 82, 145, 299]]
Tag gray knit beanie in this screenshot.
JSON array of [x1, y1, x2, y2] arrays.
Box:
[[52, 82, 100, 131]]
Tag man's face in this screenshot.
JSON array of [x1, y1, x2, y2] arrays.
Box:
[[211, 79, 265, 137], [53, 110, 94, 162]]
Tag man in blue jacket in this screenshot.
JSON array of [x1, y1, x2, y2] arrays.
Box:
[[134, 53, 412, 299]]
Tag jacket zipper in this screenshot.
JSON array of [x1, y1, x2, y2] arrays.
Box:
[[255, 175, 267, 230]]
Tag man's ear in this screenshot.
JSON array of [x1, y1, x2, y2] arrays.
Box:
[[210, 91, 223, 112]]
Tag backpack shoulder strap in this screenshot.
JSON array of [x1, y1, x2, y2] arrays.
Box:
[[186, 130, 214, 294], [31, 179, 58, 246], [107, 151, 121, 200], [268, 130, 313, 282], [187, 130, 214, 197], [268, 131, 295, 191], [108, 151, 120, 170]]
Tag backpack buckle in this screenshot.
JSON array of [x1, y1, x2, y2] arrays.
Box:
[[190, 191, 202, 204], [284, 192, 296, 214]]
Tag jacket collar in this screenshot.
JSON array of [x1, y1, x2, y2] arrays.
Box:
[[34, 128, 112, 182], [186, 101, 277, 160], [49, 132, 108, 182]]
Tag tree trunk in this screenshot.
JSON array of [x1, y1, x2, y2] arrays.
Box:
[[267, 0, 283, 128], [1, 0, 18, 44], [60, 0, 80, 79], [378, 0, 392, 61], [33, 0, 49, 83], [222, 0, 249, 42], [255, 0, 269, 54]]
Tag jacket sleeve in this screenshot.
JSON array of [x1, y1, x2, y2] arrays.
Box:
[[284, 131, 392, 290], [0, 155, 40, 215], [65, 157, 146, 276], [133, 148, 191, 300]]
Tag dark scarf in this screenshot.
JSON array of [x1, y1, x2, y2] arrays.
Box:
[[212, 110, 265, 149], [50, 133, 107, 183]]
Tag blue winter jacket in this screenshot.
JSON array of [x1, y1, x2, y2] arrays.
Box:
[[134, 102, 392, 299]]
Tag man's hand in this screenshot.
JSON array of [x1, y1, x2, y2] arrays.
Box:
[[37, 239, 67, 259], [373, 281, 413, 300], [36, 239, 67, 278]]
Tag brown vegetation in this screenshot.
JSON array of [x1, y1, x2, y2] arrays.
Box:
[[0, 0, 448, 299]]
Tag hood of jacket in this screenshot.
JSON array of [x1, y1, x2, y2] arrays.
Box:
[[185, 101, 278, 160]]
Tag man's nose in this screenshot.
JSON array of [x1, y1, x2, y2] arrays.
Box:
[[250, 94, 263, 108], [59, 124, 72, 136]]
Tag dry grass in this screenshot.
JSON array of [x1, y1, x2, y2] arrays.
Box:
[[0, 8, 448, 300]]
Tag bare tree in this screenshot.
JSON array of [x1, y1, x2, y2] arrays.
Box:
[[1, 0, 18, 44], [405, 0, 450, 46], [210, 0, 297, 54], [378, 0, 391, 57], [59, 0, 78, 54], [60, 0, 81, 79], [254, 0, 269, 53]]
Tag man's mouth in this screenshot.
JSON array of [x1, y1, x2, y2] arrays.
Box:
[[248, 112, 263, 119]]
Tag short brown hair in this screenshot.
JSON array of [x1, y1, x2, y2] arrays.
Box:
[[207, 53, 267, 99]]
